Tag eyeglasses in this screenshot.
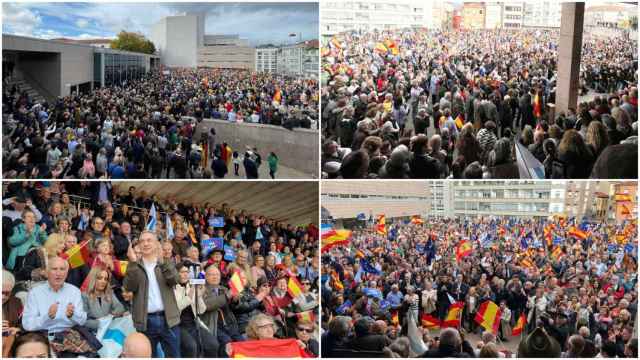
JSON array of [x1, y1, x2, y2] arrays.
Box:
[[257, 323, 275, 330], [297, 327, 313, 333], [302, 282, 311, 286]]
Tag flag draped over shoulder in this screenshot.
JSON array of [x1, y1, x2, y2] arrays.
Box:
[[61, 240, 91, 269], [443, 301, 464, 327], [475, 301, 502, 334], [228, 338, 306, 358]]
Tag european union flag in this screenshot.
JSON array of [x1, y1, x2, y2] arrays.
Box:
[[481, 233, 493, 248], [608, 244, 618, 253], [223, 245, 236, 261], [624, 243, 634, 254], [416, 243, 425, 253], [360, 258, 381, 275], [356, 213, 367, 220], [209, 217, 225, 228], [337, 300, 352, 314], [379, 300, 391, 310]]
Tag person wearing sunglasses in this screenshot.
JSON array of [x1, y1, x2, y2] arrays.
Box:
[[295, 319, 318, 357]]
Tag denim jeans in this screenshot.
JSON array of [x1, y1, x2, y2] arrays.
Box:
[[144, 313, 181, 358]]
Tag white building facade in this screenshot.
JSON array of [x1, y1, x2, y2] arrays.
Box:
[[255, 46, 278, 73], [150, 13, 204, 67], [321, 0, 446, 35], [523, 2, 562, 28]]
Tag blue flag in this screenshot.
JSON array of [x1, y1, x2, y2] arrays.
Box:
[[553, 235, 563, 246], [416, 243, 425, 253], [360, 258, 381, 275], [379, 300, 391, 310], [624, 243, 634, 254], [337, 300, 352, 314], [608, 244, 618, 253], [356, 213, 367, 220], [145, 204, 157, 231], [480, 233, 493, 248], [223, 245, 236, 261], [209, 217, 225, 228], [165, 213, 174, 240]]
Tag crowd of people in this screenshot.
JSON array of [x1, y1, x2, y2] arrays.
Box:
[[321, 216, 638, 358], [2, 181, 319, 357], [2, 67, 318, 179], [321, 28, 638, 179]]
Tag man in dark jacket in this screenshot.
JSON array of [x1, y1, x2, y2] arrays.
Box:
[[346, 317, 390, 352], [243, 153, 259, 179], [122, 230, 181, 357]]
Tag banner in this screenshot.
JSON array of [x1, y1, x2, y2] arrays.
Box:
[[96, 315, 136, 358]]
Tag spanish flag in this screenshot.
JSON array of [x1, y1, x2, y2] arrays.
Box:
[[273, 88, 282, 104], [330, 37, 342, 49], [615, 193, 633, 202], [374, 42, 387, 53], [321, 229, 352, 252], [533, 92, 542, 118], [454, 114, 464, 129], [287, 276, 304, 299], [354, 249, 365, 259], [443, 301, 464, 327], [384, 39, 399, 55], [296, 310, 315, 323], [410, 215, 424, 225], [61, 240, 91, 269], [391, 310, 399, 325], [474, 301, 502, 334], [228, 338, 305, 358], [512, 313, 526, 336], [188, 223, 198, 244], [330, 270, 344, 291], [421, 314, 441, 329], [497, 226, 506, 238], [455, 240, 472, 262], [113, 259, 128, 277], [376, 215, 387, 235], [568, 227, 587, 240], [228, 270, 248, 297], [621, 203, 632, 215]]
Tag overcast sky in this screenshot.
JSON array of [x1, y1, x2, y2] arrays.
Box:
[[2, 2, 319, 46]]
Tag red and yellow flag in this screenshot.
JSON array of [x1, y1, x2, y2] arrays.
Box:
[[410, 215, 424, 225], [568, 227, 587, 240], [615, 193, 633, 202], [376, 215, 387, 235], [533, 93, 542, 118], [296, 310, 315, 323], [443, 301, 464, 328], [391, 310, 399, 325], [512, 313, 526, 336], [61, 240, 91, 269], [228, 338, 305, 358], [455, 240, 472, 262], [330, 270, 344, 291], [228, 270, 248, 297], [551, 246, 565, 261], [474, 301, 502, 334], [454, 114, 464, 129], [321, 229, 352, 252], [520, 257, 535, 270], [374, 42, 387, 53], [273, 88, 282, 104], [113, 259, 128, 277], [421, 313, 441, 329], [330, 37, 342, 49], [188, 223, 198, 244], [287, 276, 304, 299], [384, 39, 399, 55]]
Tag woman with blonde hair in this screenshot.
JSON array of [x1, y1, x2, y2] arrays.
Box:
[[81, 267, 127, 333], [245, 313, 277, 340], [586, 121, 609, 159]]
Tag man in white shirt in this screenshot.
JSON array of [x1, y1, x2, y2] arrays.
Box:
[[22, 256, 87, 333]]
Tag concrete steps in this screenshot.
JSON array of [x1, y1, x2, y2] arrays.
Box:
[[5, 77, 47, 104]]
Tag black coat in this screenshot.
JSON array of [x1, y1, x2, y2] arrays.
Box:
[[421, 344, 471, 358], [410, 153, 441, 179]]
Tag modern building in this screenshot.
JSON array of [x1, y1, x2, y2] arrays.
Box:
[[150, 13, 205, 67], [428, 181, 450, 217], [523, 1, 562, 28], [52, 38, 113, 48], [276, 40, 319, 78], [439, 181, 566, 219], [461, 2, 486, 30], [255, 45, 279, 73], [321, 182, 429, 223], [320, 1, 447, 35], [564, 181, 612, 220], [484, 3, 503, 29], [584, 3, 637, 30], [198, 35, 255, 70], [150, 14, 257, 70], [2, 34, 159, 101], [502, 2, 524, 28]]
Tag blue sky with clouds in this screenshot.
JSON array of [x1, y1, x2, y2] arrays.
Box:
[[2, 2, 319, 46]]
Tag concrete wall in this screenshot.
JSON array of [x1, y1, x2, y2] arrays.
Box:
[[60, 45, 94, 97], [150, 18, 167, 64], [198, 45, 256, 69], [151, 16, 199, 67], [194, 118, 318, 177]]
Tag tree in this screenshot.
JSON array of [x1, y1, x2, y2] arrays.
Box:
[[110, 31, 156, 54]]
